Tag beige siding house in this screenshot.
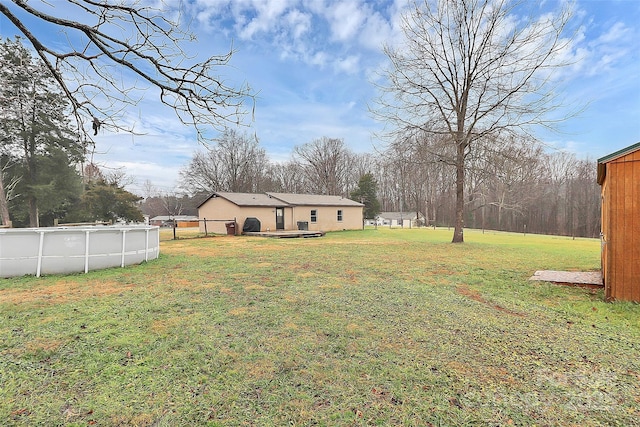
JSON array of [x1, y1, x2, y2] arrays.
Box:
[[197, 192, 364, 234]]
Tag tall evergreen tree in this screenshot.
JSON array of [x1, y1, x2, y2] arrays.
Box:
[[351, 173, 381, 220], [7, 149, 83, 227], [72, 180, 144, 224], [0, 36, 84, 227]]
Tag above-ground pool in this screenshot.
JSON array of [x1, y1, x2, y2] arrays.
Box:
[[0, 225, 160, 278]]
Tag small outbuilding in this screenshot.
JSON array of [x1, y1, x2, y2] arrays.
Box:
[[149, 215, 199, 227], [376, 211, 425, 228], [597, 142, 640, 302], [197, 192, 364, 235]]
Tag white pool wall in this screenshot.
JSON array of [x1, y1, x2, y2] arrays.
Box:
[[0, 225, 160, 278]]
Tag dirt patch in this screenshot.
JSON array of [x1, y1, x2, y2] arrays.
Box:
[[245, 285, 269, 291], [0, 280, 136, 306], [228, 307, 250, 316], [456, 284, 525, 317], [24, 338, 65, 354]]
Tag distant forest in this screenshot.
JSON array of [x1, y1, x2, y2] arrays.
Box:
[[142, 132, 600, 239]]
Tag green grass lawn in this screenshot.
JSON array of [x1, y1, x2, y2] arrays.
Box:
[[1, 228, 639, 426]]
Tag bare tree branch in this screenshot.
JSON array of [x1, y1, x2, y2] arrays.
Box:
[[0, 0, 254, 142]]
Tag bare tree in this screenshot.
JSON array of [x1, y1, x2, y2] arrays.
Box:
[[0, 160, 20, 226], [179, 129, 269, 194], [267, 161, 307, 193], [140, 179, 158, 200], [0, 1, 253, 142], [161, 193, 184, 217], [543, 150, 577, 235], [373, 0, 575, 242], [293, 137, 353, 196]]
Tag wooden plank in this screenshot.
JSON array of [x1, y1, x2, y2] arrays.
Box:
[[623, 158, 634, 300], [608, 162, 618, 299], [632, 156, 640, 302], [600, 178, 611, 299]]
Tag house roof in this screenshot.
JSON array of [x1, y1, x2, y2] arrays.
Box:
[[197, 192, 290, 208], [597, 142, 640, 185], [150, 215, 199, 221], [267, 192, 364, 207], [198, 192, 364, 208], [377, 211, 422, 221], [597, 142, 640, 164]]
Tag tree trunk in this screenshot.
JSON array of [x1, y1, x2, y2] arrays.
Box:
[[452, 143, 465, 243], [0, 171, 11, 226], [29, 196, 39, 227]]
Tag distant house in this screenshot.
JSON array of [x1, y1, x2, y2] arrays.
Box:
[[375, 212, 425, 228], [197, 192, 364, 235], [597, 142, 640, 302], [149, 215, 199, 228]]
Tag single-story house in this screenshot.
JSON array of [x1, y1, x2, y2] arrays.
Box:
[[149, 215, 199, 228], [375, 211, 425, 228], [597, 142, 640, 302], [197, 192, 364, 234]]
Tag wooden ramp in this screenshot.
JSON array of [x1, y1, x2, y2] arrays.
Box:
[[529, 270, 603, 289], [242, 230, 325, 238]]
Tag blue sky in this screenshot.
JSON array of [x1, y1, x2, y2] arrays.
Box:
[[1, 0, 639, 195]]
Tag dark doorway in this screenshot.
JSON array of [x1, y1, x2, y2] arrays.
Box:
[[276, 207, 285, 230]]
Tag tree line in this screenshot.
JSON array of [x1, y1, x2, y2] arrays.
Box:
[[175, 130, 601, 238]]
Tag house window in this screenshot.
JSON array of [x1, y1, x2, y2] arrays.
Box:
[[337, 209, 343, 222], [311, 209, 317, 223]]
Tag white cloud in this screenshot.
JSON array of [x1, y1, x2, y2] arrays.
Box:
[[333, 54, 360, 74], [596, 21, 631, 45], [309, 51, 330, 67], [238, 0, 292, 39], [285, 9, 312, 39], [187, 0, 399, 76], [325, 0, 366, 41], [571, 20, 634, 77], [358, 11, 393, 51]]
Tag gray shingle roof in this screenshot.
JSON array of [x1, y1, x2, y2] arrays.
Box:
[[211, 192, 290, 207], [198, 192, 364, 208], [377, 212, 421, 221], [267, 192, 364, 207]]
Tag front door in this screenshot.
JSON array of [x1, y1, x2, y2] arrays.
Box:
[[275, 207, 285, 230]]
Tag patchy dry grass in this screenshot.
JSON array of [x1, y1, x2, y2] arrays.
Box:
[[1, 228, 639, 426]]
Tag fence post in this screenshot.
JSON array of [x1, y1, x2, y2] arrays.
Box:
[[121, 230, 127, 268], [173, 219, 177, 240], [36, 231, 45, 277], [84, 230, 91, 273], [204, 218, 208, 237], [144, 228, 149, 262]]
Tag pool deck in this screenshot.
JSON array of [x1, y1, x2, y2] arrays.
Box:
[[242, 230, 326, 238]]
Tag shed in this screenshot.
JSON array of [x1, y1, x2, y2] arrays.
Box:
[[149, 215, 199, 228], [376, 212, 425, 228], [597, 142, 640, 302]]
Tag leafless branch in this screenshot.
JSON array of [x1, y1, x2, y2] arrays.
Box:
[[0, 0, 253, 142]]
